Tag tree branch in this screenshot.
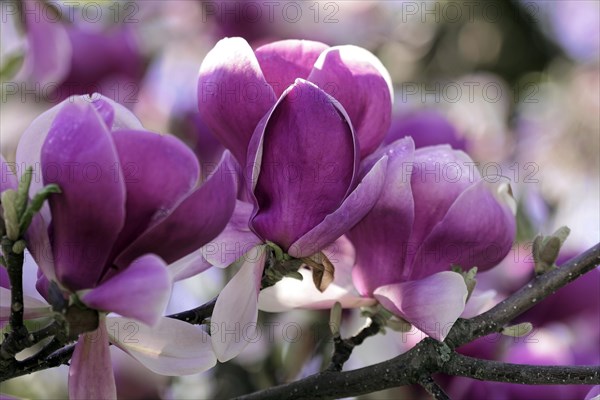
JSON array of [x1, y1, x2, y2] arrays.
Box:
[[327, 319, 381, 372], [236, 243, 600, 399], [418, 375, 450, 400], [443, 353, 600, 385]]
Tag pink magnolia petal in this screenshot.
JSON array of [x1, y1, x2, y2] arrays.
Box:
[[255, 39, 329, 97], [80, 255, 171, 327], [168, 249, 213, 282], [289, 155, 388, 258], [69, 323, 117, 400], [308, 45, 393, 158], [115, 151, 237, 267], [202, 201, 262, 269], [374, 271, 467, 341], [211, 245, 266, 362], [108, 316, 216, 375], [198, 37, 276, 165]]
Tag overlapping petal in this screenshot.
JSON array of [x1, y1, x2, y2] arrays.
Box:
[[373, 271, 467, 341], [198, 37, 277, 164], [211, 245, 266, 362], [255, 39, 329, 97], [250, 79, 357, 250], [308, 45, 393, 158], [69, 323, 116, 400], [41, 100, 126, 291], [80, 255, 171, 327], [349, 137, 415, 295], [109, 317, 217, 375], [115, 152, 237, 267]]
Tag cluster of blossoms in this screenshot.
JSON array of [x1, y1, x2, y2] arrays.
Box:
[[1, 37, 516, 399]]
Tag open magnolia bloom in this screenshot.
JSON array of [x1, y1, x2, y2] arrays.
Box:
[[259, 137, 516, 342], [206, 79, 389, 362], [198, 37, 393, 165], [1, 94, 237, 399]]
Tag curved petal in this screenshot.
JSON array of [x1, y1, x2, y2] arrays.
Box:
[[69, 323, 116, 400], [86, 95, 144, 131], [168, 249, 213, 282], [211, 245, 266, 362], [0, 287, 53, 322], [198, 37, 277, 165], [259, 236, 375, 311], [404, 145, 480, 274], [109, 129, 200, 258], [411, 179, 516, 279], [41, 100, 125, 291], [80, 255, 171, 327], [108, 316, 216, 375], [24, 212, 56, 283], [289, 154, 388, 258], [115, 152, 237, 267], [373, 271, 467, 341], [250, 79, 357, 250], [461, 289, 498, 318], [255, 39, 329, 97], [202, 201, 262, 269], [348, 138, 416, 295], [308, 45, 393, 158]]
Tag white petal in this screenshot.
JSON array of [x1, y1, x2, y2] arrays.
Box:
[[211, 245, 266, 362], [0, 287, 52, 322], [107, 316, 216, 376]]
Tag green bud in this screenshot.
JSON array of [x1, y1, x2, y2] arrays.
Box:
[[329, 302, 342, 336], [12, 239, 26, 254], [501, 322, 533, 337], [2, 189, 20, 240], [551, 226, 570, 246], [19, 183, 61, 233], [387, 317, 412, 332], [16, 167, 33, 218]]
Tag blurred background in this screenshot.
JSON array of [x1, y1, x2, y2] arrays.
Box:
[[1, 0, 598, 399]]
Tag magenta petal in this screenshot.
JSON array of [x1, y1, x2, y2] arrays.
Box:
[[203, 201, 262, 269], [109, 130, 200, 257], [115, 152, 237, 266], [289, 153, 388, 258], [81, 255, 171, 326], [411, 179, 516, 278], [349, 138, 416, 295], [404, 146, 479, 272], [250, 79, 357, 250], [374, 271, 467, 341], [255, 39, 329, 97], [41, 101, 125, 291], [198, 37, 277, 165], [308, 45, 393, 158], [69, 323, 117, 400]]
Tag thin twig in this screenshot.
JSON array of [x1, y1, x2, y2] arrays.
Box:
[[327, 319, 381, 371], [418, 375, 450, 400]]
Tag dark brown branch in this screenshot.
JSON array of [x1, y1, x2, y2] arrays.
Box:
[[443, 353, 599, 385], [167, 296, 217, 324], [236, 243, 600, 399], [327, 319, 381, 371], [418, 375, 450, 400]]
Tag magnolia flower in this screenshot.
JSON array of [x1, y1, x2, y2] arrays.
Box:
[[198, 37, 393, 164], [348, 138, 516, 340], [1, 94, 237, 399], [206, 79, 390, 362], [259, 137, 516, 342]]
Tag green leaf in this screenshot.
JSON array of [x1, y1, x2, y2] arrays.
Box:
[[19, 184, 61, 233], [1, 189, 19, 240]]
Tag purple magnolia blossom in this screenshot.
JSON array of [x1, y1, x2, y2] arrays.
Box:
[[197, 37, 393, 165], [207, 79, 390, 361], [347, 138, 516, 340], [3, 94, 236, 399]]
